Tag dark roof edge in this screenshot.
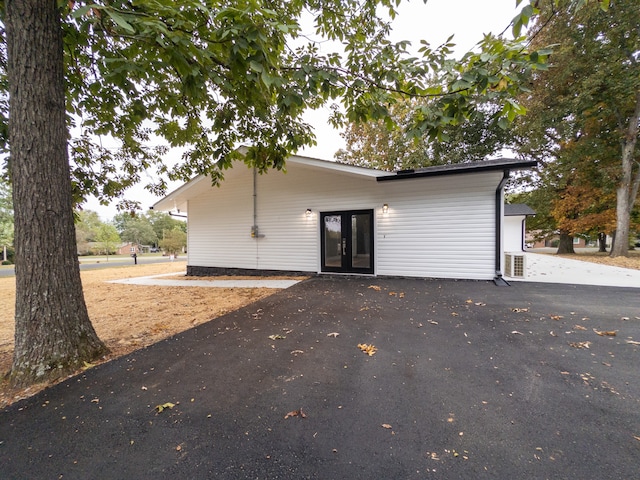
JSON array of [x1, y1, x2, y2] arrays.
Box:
[[376, 158, 537, 182], [504, 203, 536, 216]]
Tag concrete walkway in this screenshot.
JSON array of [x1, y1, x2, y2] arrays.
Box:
[[507, 252, 640, 288], [108, 272, 302, 289]]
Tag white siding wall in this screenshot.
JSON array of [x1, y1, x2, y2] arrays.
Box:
[[187, 169, 257, 269], [187, 163, 503, 280], [376, 173, 499, 280], [504, 216, 525, 252]]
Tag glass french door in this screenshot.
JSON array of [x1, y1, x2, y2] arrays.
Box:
[[320, 210, 373, 274]]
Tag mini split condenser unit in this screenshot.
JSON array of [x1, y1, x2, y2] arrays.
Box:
[[505, 253, 526, 278]]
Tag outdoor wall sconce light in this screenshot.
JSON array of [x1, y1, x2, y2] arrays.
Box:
[[305, 208, 312, 217], [382, 204, 389, 214]]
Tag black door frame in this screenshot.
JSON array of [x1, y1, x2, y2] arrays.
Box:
[[320, 209, 374, 274]]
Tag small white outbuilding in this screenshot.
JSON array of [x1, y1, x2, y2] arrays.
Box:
[[153, 154, 536, 283], [504, 203, 536, 252]]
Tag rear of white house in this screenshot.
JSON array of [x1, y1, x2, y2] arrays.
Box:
[[154, 154, 535, 281]]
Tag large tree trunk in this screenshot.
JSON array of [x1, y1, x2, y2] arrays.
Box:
[[611, 183, 632, 257], [598, 232, 607, 253], [6, 0, 108, 387], [610, 91, 640, 258], [556, 232, 575, 254]]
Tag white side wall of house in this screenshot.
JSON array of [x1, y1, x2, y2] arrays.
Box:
[[187, 167, 257, 269], [186, 162, 503, 280], [504, 215, 525, 252], [376, 173, 499, 279]]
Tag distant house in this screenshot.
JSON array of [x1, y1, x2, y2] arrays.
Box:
[[115, 242, 141, 255], [527, 233, 610, 249], [77, 241, 115, 256], [77, 241, 143, 256], [504, 204, 536, 252], [154, 154, 536, 283]]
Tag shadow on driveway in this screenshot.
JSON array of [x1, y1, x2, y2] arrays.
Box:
[[1, 277, 639, 479]]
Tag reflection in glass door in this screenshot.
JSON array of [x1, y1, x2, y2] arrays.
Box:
[[321, 210, 373, 274], [323, 214, 342, 268]]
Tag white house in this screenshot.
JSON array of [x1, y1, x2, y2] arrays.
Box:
[[153, 154, 536, 283], [504, 203, 536, 252]]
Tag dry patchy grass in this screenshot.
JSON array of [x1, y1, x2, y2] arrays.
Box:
[[0, 261, 295, 408], [551, 249, 640, 271]]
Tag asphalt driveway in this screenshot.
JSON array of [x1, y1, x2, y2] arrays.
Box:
[[1, 277, 639, 479]]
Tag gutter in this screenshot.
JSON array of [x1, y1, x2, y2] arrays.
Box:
[[250, 166, 264, 238], [494, 170, 510, 286]]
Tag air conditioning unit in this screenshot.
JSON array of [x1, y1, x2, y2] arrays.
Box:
[[505, 253, 526, 278]]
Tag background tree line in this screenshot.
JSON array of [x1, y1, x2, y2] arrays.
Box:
[[0, 177, 12, 263], [76, 210, 187, 256], [0, 185, 188, 262], [511, 0, 639, 255], [336, 0, 639, 254]]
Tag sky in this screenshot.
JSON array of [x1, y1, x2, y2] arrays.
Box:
[[84, 0, 522, 221]]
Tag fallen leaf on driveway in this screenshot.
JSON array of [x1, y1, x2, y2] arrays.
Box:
[[511, 307, 529, 313], [625, 340, 640, 346], [574, 325, 587, 331], [290, 350, 304, 355], [82, 361, 95, 370], [284, 408, 307, 419], [633, 435, 640, 442], [550, 315, 564, 320], [511, 331, 524, 335], [593, 329, 617, 336], [381, 424, 392, 429], [327, 332, 340, 337], [569, 341, 591, 349], [155, 402, 175, 413], [357, 343, 377, 356], [268, 334, 286, 340], [368, 285, 381, 291]]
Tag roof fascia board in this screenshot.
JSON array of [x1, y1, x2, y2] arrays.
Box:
[[152, 175, 208, 211], [376, 159, 538, 182], [286, 155, 386, 178]]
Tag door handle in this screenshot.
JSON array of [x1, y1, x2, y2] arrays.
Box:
[[342, 238, 346, 256]]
